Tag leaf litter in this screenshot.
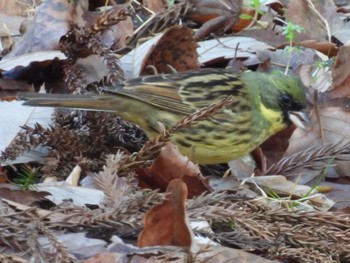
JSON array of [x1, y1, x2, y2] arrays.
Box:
[[0, 0, 350, 262]]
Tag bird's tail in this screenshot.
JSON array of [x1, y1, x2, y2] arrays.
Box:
[[18, 93, 117, 112]]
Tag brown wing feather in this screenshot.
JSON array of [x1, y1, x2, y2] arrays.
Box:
[[101, 69, 243, 116], [102, 73, 193, 115]]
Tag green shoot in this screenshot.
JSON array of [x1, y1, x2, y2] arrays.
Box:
[[239, 0, 266, 28], [278, 20, 304, 74], [282, 21, 305, 43], [14, 165, 40, 191]]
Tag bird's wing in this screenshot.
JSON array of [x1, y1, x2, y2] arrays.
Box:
[[103, 78, 192, 116], [102, 69, 242, 116], [103, 83, 195, 115]]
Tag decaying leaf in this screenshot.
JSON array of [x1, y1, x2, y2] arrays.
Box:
[[0, 187, 50, 206], [286, 0, 343, 42], [141, 25, 200, 75], [329, 43, 350, 98], [285, 107, 350, 178], [138, 143, 212, 197], [2, 0, 350, 262], [7, 0, 72, 57], [143, 0, 167, 13], [138, 178, 192, 247], [188, 0, 243, 40]]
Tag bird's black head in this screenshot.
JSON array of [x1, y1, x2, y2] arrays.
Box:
[[278, 92, 306, 123]]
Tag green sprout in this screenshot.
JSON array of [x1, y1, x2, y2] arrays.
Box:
[[278, 20, 305, 74], [239, 0, 266, 29], [14, 165, 40, 191], [282, 21, 305, 43], [239, 0, 264, 19]]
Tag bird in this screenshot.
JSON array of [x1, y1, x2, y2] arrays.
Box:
[[18, 68, 308, 164]]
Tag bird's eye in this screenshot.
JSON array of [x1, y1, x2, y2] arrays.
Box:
[[280, 94, 292, 106]]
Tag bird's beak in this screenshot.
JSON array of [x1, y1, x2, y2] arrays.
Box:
[[288, 111, 311, 131]]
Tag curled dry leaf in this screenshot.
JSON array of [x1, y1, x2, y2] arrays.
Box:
[[141, 25, 200, 75], [137, 178, 192, 248], [137, 143, 212, 198], [187, 0, 244, 40]]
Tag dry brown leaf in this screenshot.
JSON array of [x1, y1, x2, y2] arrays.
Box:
[[297, 40, 339, 57], [329, 44, 350, 98], [188, 0, 243, 40], [137, 178, 192, 248], [7, 0, 72, 57], [96, 6, 134, 51], [137, 143, 212, 198], [0, 187, 50, 206], [143, 0, 167, 13], [286, 0, 343, 42], [141, 25, 200, 75], [286, 106, 350, 178]]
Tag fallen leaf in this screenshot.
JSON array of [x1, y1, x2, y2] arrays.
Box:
[[141, 25, 200, 75], [329, 43, 350, 98], [137, 143, 212, 197], [197, 36, 274, 67], [7, 0, 72, 57], [188, 0, 243, 40], [297, 40, 339, 57], [137, 178, 192, 247], [286, 0, 343, 42], [285, 106, 350, 178], [0, 186, 50, 206], [143, 0, 167, 13]]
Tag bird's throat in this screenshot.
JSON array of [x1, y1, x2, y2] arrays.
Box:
[[259, 103, 286, 134]]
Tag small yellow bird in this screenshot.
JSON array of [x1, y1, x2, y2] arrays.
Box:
[[19, 68, 308, 164]]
